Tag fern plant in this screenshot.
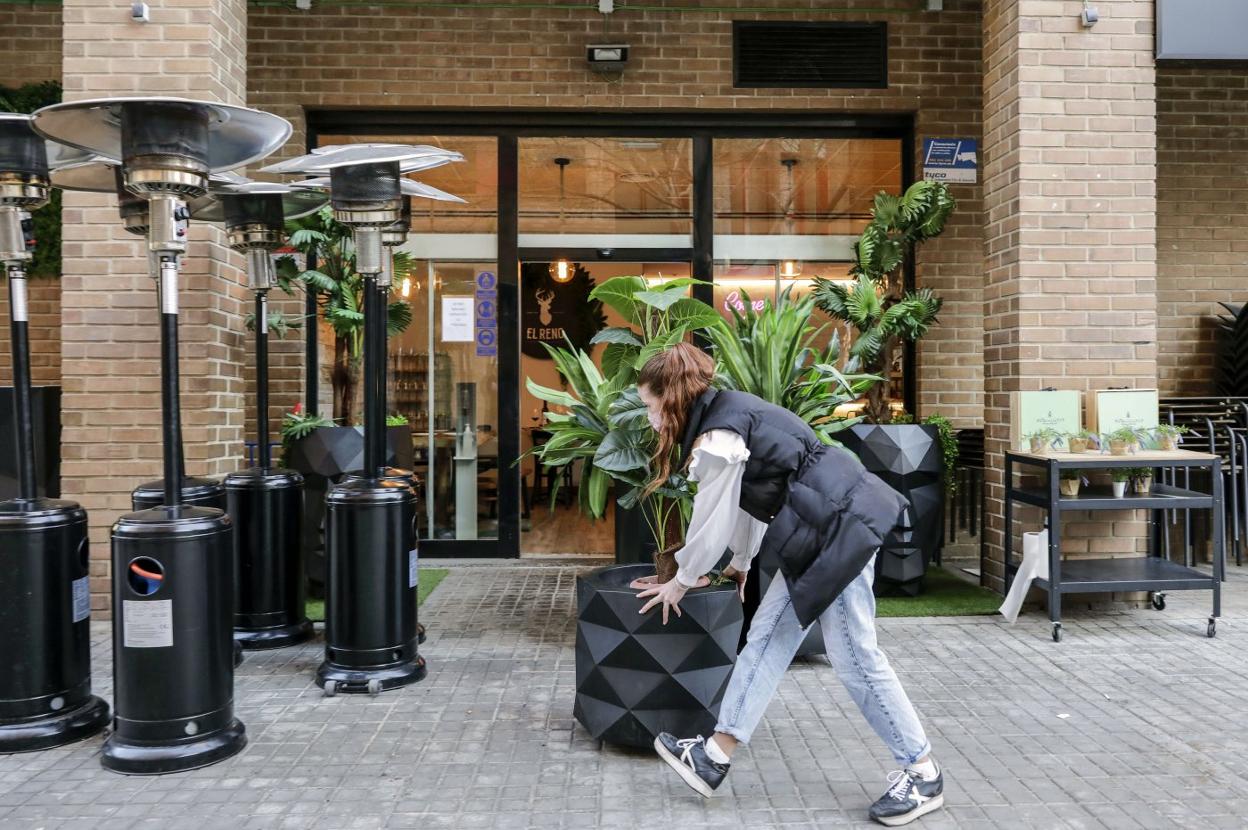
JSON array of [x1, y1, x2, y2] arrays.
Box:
[[275, 207, 414, 424], [812, 181, 954, 424]]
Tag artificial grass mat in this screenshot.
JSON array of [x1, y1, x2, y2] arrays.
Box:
[[874, 566, 1001, 618], [304, 567, 450, 623]]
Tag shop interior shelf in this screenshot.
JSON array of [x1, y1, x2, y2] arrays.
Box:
[[1034, 556, 1215, 594], [1010, 483, 1214, 510]]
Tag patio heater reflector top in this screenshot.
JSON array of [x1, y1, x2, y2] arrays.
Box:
[[31, 97, 292, 199], [261, 143, 463, 175], [189, 180, 329, 225], [291, 176, 466, 204], [0, 114, 51, 207]]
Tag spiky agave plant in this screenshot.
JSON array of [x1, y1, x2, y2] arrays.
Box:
[[812, 180, 954, 424]]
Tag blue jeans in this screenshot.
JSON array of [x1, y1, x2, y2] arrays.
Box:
[[714, 557, 932, 766]]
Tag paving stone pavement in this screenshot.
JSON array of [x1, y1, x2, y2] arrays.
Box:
[[1, 560, 1246, 830]]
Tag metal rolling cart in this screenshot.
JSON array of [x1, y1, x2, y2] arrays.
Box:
[[1005, 450, 1225, 642]]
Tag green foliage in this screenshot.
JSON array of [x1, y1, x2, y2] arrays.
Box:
[[386, 413, 409, 427], [244, 310, 303, 339], [704, 288, 875, 445], [280, 409, 334, 447], [1, 82, 63, 280], [1025, 427, 1062, 444], [276, 207, 415, 422], [1111, 467, 1134, 483], [1106, 427, 1143, 444], [1155, 424, 1188, 437], [812, 180, 954, 424]]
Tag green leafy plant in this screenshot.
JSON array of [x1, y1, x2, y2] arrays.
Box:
[[704, 288, 877, 445], [386, 413, 410, 427], [1066, 430, 1099, 453], [276, 207, 415, 424], [1111, 467, 1134, 483], [811, 181, 955, 424], [1, 82, 63, 280], [244, 310, 303, 339], [524, 276, 721, 582], [280, 404, 334, 448], [1155, 424, 1188, 437], [892, 411, 960, 493]]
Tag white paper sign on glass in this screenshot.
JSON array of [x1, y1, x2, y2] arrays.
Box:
[[441, 296, 475, 342]]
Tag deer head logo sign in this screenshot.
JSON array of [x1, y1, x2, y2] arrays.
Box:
[[535, 287, 555, 326]]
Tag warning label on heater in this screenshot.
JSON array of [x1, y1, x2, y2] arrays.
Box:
[[72, 577, 90, 623], [409, 549, 419, 589], [123, 600, 174, 648]]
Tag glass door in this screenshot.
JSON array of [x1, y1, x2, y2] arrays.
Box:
[[518, 257, 690, 557]]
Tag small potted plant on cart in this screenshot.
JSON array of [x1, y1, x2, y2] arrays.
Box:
[[1059, 469, 1085, 497], [1111, 467, 1132, 498], [1105, 427, 1140, 457], [1130, 466, 1154, 495], [1026, 428, 1062, 455], [1154, 424, 1188, 452], [1066, 430, 1099, 454]]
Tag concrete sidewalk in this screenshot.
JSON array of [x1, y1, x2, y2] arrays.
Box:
[[0, 561, 1243, 829]]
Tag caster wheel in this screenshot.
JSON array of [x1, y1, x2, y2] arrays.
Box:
[[323, 680, 338, 698], [1207, 619, 1217, 639], [367, 679, 382, 697], [1151, 593, 1166, 611], [1052, 624, 1063, 643]]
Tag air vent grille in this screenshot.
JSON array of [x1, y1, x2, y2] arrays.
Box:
[[733, 22, 888, 89]]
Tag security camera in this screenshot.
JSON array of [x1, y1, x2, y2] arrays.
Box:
[[1081, 5, 1099, 27], [587, 44, 629, 72]]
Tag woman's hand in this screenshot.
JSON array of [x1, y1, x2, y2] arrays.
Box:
[[722, 564, 747, 603], [637, 578, 689, 625]]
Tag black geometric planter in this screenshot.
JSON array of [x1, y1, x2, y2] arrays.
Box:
[[575, 563, 743, 749], [612, 500, 655, 566], [841, 424, 944, 597]]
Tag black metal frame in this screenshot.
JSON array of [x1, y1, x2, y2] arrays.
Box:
[[306, 108, 916, 558], [1004, 451, 1225, 642]]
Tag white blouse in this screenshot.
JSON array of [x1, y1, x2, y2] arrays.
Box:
[[673, 429, 769, 588]]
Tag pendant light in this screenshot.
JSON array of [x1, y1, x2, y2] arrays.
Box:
[[779, 158, 802, 279], [549, 157, 572, 283]]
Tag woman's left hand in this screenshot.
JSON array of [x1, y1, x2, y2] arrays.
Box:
[[637, 578, 689, 625]]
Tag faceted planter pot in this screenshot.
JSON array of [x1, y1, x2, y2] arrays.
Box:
[[840, 424, 944, 597], [575, 564, 743, 749]]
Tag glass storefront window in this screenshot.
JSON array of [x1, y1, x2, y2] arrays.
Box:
[[519, 137, 692, 238]]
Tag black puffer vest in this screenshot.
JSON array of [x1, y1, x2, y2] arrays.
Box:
[[680, 389, 909, 626]]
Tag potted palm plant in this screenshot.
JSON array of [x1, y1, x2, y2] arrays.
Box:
[[526, 277, 743, 749], [812, 180, 955, 596]]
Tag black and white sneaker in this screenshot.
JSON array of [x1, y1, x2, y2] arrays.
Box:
[[653, 733, 729, 798], [868, 765, 945, 826]]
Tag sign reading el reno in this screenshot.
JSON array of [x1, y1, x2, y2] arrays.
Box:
[[922, 138, 978, 184]]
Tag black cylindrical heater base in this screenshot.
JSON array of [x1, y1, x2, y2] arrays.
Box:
[[225, 468, 313, 650], [317, 479, 424, 695], [0, 499, 110, 752], [102, 506, 246, 775], [341, 467, 425, 645], [132, 477, 226, 513]]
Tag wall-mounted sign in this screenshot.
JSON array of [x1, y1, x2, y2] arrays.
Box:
[[922, 138, 977, 184], [441, 296, 474, 342], [1088, 389, 1159, 435], [475, 270, 497, 357], [1010, 390, 1082, 451], [521, 262, 605, 359]]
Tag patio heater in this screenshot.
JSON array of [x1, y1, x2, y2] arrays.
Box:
[[0, 114, 111, 752], [193, 180, 327, 649], [32, 96, 291, 773], [263, 145, 461, 695], [51, 156, 250, 669]]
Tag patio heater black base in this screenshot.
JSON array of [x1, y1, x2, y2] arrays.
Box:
[[0, 498, 110, 752], [105, 506, 244, 775], [225, 468, 312, 651], [0, 694, 110, 754], [100, 717, 246, 776], [132, 477, 226, 512], [318, 478, 422, 696]]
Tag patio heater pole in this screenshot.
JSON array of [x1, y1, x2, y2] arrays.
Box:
[[0, 114, 110, 752], [33, 96, 292, 773]]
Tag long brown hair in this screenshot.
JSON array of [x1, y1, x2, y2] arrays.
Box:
[[638, 342, 715, 496]]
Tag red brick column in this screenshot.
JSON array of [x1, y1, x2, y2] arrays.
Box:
[[982, 0, 1158, 592], [59, 0, 250, 616]]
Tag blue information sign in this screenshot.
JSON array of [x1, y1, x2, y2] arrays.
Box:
[[921, 138, 977, 184], [475, 271, 498, 356]]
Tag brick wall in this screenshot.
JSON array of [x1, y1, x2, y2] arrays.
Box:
[[61, 0, 251, 614], [982, 0, 1158, 593], [248, 0, 987, 427], [1156, 65, 1248, 397]]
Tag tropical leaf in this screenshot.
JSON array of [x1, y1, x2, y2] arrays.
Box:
[[633, 328, 684, 370], [594, 429, 651, 474], [589, 276, 648, 326], [602, 342, 641, 382], [666, 297, 724, 333], [525, 377, 579, 408], [590, 326, 644, 347], [635, 287, 688, 312]]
